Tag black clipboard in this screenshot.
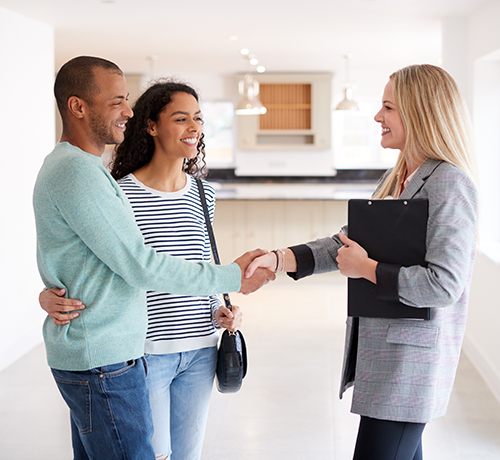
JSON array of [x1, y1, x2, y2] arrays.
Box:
[[347, 199, 430, 320]]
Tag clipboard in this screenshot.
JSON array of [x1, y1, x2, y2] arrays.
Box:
[[347, 199, 430, 320]]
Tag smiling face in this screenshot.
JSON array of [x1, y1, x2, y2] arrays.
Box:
[[147, 91, 203, 161], [88, 67, 133, 147], [374, 79, 406, 151]]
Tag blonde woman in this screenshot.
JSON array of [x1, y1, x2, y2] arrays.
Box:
[[246, 64, 479, 460]]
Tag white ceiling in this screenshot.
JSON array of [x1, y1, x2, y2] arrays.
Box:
[[0, 0, 487, 80]]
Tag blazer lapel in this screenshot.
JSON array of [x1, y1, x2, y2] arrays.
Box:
[[400, 158, 442, 199]]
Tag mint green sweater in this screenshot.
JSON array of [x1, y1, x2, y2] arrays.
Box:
[[33, 143, 241, 371]]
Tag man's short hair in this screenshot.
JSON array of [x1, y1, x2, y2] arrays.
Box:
[[54, 56, 123, 121]]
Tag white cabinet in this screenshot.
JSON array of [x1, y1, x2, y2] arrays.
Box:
[[236, 74, 332, 151]]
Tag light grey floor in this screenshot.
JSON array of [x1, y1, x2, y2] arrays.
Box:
[[1, 273, 499, 459]]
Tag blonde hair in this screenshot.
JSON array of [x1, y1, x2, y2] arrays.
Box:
[[373, 64, 477, 199]]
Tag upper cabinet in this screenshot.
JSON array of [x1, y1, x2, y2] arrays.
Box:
[[237, 73, 332, 151]]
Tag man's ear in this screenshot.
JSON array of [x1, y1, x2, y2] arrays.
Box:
[[146, 119, 157, 136], [67, 96, 87, 119]]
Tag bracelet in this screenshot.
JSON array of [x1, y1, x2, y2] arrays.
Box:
[[278, 248, 286, 272], [271, 250, 279, 273]]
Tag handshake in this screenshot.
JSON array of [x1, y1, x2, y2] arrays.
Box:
[[234, 248, 290, 295], [40, 248, 289, 326]]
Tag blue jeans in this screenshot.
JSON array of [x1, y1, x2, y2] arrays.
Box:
[[51, 357, 155, 460], [146, 346, 217, 460]]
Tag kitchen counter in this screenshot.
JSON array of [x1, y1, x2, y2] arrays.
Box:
[[207, 168, 382, 200], [212, 182, 377, 200]]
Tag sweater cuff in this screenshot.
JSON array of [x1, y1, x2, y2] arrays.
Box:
[[287, 244, 315, 280], [376, 262, 401, 302], [228, 262, 242, 292]]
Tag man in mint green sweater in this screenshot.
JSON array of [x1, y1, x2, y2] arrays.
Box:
[[33, 56, 273, 460]]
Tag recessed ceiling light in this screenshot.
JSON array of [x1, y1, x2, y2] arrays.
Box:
[[229, 35, 239, 41], [240, 48, 250, 55]]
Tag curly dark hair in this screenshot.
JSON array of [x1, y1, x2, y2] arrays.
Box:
[[111, 79, 207, 180]]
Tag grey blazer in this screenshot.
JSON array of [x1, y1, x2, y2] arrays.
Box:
[[306, 159, 479, 423]]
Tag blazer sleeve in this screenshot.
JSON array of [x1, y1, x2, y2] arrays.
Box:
[[286, 225, 348, 281], [395, 167, 478, 308], [306, 227, 347, 274]]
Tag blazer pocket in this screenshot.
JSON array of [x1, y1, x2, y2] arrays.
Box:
[[386, 324, 439, 348]]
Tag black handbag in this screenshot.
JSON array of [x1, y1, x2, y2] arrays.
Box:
[[196, 179, 248, 393]]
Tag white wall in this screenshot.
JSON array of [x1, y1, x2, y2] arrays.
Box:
[[442, 17, 469, 100], [467, 0, 500, 96], [465, 253, 500, 403], [461, 0, 500, 402], [473, 55, 500, 263], [0, 7, 55, 372]]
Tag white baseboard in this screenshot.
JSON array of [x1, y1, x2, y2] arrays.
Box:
[[462, 334, 500, 404], [0, 328, 43, 373]]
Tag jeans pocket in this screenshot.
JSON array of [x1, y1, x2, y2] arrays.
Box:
[[52, 373, 92, 434], [94, 359, 136, 378], [142, 355, 149, 377]]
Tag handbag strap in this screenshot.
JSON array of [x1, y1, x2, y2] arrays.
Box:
[[195, 178, 232, 311]]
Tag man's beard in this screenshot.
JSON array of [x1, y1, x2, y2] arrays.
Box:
[[89, 109, 121, 145]]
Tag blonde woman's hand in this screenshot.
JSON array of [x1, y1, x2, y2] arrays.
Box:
[[336, 232, 378, 283], [245, 251, 276, 278], [235, 249, 276, 294]]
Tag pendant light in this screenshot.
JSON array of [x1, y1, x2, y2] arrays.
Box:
[[235, 49, 267, 115], [235, 73, 267, 115], [336, 54, 359, 111]]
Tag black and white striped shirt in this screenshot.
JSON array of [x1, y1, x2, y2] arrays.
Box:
[[118, 173, 221, 354]]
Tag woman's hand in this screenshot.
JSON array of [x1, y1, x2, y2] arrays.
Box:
[[235, 249, 276, 294], [245, 252, 276, 278], [39, 288, 85, 325], [214, 304, 243, 332], [245, 247, 297, 278], [336, 232, 378, 283]]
